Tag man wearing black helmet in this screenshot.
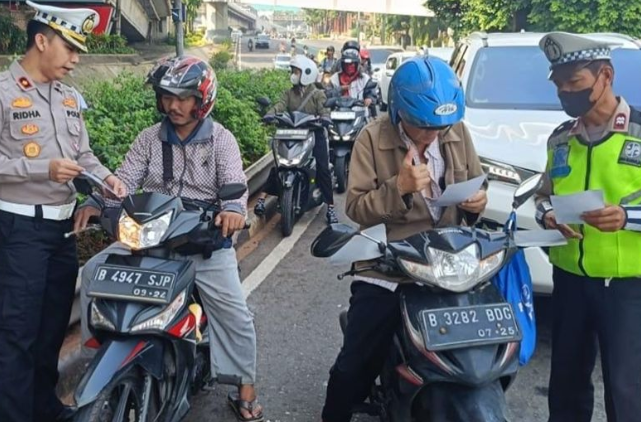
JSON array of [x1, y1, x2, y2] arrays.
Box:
[[320, 46, 338, 74], [329, 49, 376, 107]]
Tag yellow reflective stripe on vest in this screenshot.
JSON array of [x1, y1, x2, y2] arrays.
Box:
[[549, 132, 641, 278]]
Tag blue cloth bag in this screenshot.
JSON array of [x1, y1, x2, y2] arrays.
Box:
[[492, 248, 536, 366]]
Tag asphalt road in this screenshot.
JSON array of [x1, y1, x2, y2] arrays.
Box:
[[183, 41, 608, 422]]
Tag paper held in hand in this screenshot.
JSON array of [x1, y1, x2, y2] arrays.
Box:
[[434, 174, 487, 207], [550, 190, 606, 224], [79, 170, 118, 197]]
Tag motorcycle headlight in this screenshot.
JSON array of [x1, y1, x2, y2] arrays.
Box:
[[398, 244, 505, 292], [278, 138, 313, 167], [118, 210, 173, 250], [90, 301, 116, 331], [130, 290, 186, 332]]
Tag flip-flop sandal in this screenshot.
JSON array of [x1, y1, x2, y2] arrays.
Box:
[[227, 391, 265, 422]]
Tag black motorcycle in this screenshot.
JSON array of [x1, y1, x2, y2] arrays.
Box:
[[70, 176, 247, 422], [311, 174, 565, 421], [325, 80, 378, 193], [257, 97, 326, 237]]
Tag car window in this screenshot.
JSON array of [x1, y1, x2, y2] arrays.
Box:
[[370, 49, 403, 64], [466, 46, 641, 110], [386, 57, 398, 70]]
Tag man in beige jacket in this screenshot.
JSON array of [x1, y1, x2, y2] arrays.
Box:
[[321, 56, 487, 421]]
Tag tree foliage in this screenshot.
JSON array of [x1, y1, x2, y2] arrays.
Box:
[[424, 0, 641, 38]]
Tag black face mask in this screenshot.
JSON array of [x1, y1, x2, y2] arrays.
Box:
[[558, 72, 604, 118]]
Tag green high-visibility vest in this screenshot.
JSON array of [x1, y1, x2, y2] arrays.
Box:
[[547, 113, 641, 278]]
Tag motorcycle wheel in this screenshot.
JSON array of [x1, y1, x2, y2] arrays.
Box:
[[280, 186, 295, 237], [73, 367, 145, 422], [335, 155, 348, 194]]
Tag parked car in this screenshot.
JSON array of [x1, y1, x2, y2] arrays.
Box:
[[368, 45, 405, 83], [424, 46, 454, 62], [256, 34, 271, 49], [379, 51, 418, 111], [450, 31, 641, 294], [274, 53, 292, 70]]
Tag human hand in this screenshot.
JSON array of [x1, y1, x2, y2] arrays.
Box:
[[73, 206, 101, 233], [544, 211, 583, 239], [397, 150, 431, 196], [49, 159, 84, 183], [459, 190, 487, 214], [104, 175, 127, 199], [215, 212, 247, 237], [581, 205, 626, 232]]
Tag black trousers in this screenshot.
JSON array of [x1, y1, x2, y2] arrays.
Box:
[[313, 128, 334, 206], [0, 210, 78, 422], [548, 267, 641, 422], [322, 281, 401, 422]]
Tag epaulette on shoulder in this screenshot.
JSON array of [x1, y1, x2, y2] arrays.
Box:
[[551, 119, 575, 136]]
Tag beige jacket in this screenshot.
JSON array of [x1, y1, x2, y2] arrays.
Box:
[[346, 115, 486, 282]]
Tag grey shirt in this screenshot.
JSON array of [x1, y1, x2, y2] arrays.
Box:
[[0, 61, 111, 205]]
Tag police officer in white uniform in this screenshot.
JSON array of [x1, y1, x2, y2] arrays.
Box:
[[0, 2, 125, 421]]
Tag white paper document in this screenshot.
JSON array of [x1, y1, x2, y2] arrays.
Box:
[[80, 170, 118, 197], [550, 190, 605, 224], [434, 174, 487, 207], [514, 230, 567, 248]]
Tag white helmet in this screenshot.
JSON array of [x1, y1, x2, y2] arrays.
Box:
[[290, 55, 319, 86]]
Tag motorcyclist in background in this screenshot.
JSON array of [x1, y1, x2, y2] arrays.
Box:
[[359, 48, 378, 118], [328, 49, 376, 108], [253, 56, 338, 225]]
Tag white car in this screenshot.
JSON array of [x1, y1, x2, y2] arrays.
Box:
[[450, 32, 641, 294], [368, 46, 404, 83], [273, 54, 292, 70], [379, 51, 417, 111]]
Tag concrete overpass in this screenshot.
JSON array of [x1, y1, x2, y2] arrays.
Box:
[[249, 0, 434, 16], [201, 0, 258, 41]]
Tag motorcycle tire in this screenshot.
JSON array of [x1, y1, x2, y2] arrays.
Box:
[[280, 186, 295, 237], [335, 155, 348, 194], [73, 366, 146, 422]]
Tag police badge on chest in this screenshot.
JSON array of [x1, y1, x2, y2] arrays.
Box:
[[550, 144, 571, 178]]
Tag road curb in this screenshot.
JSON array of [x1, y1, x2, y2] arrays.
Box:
[[57, 154, 277, 403]]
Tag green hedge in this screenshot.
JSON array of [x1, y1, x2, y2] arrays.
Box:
[[86, 34, 135, 54], [0, 15, 26, 54], [81, 68, 289, 171]]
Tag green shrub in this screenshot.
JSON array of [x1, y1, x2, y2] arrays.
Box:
[[82, 72, 160, 170], [85, 34, 135, 54], [216, 68, 290, 112], [185, 31, 207, 47], [213, 86, 269, 167], [0, 15, 26, 54], [220, 37, 233, 50], [210, 50, 233, 70]]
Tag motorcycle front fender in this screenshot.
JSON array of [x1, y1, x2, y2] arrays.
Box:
[[74, 337, 164, 407], [279, 170, 297, 189], [333, 145, 352, 158]]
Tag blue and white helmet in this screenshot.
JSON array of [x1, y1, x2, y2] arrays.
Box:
[[388, 56, 465, 128]]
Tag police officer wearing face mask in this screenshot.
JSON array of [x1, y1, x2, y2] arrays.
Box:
[[535, 32, 641, 422]]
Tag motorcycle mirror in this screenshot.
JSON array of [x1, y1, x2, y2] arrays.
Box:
[[373, 67, 380, 72], [311, 223, 358, 257], [512, 174, 544, 209], [218, 183, 247, 201], [256, 97, 271, 108], [73, 177, 93, 196], [365, 80, 378, 90]]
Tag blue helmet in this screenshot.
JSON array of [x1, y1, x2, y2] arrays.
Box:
[[388, 56, 465, 128]]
